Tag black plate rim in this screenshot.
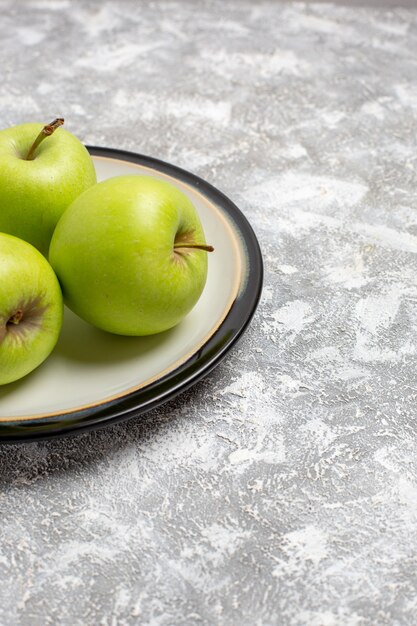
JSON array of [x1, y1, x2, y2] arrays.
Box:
[[0, 146, 263, 443]]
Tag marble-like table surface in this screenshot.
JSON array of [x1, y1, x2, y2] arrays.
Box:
[[1, 0, 417, 624]]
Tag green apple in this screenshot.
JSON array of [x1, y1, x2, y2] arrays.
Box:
[[0, 233, 63, 385], [0, 118, 96, 256], [49, 175, 213, 336]]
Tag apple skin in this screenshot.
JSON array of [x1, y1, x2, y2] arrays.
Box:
[[0, 123, 97, 256], [0, 233, 63, 385], [49, 175, 210, 336]]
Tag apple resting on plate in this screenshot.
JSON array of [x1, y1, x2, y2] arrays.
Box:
[[49, 175, 214, 336], [0, 119, 96, 256], [0, 233, 63, 385]]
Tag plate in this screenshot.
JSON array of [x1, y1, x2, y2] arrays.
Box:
[[0, 147, 263, 442]]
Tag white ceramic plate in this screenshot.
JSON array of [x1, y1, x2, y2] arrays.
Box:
[[0, 147, 263, 442]]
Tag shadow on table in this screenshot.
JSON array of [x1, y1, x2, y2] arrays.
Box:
[[0, 375, 214, 487]]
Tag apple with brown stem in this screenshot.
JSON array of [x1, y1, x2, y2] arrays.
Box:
[[0, 233, 63, 385], [50, 175, 214, 335], [0, 118, 97, 256]]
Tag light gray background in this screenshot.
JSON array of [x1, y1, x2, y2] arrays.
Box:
[[1, 0, 417, 624]]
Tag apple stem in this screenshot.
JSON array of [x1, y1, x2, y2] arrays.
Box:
[[7, 310, 23, 325], [173, 243, 214, 252], [25, 118, 65, 161]]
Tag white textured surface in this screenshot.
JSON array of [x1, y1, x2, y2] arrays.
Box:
[[1, 0, 417, 624]]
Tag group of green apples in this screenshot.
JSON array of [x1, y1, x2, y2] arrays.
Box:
[[0, 119, 213, 385]]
